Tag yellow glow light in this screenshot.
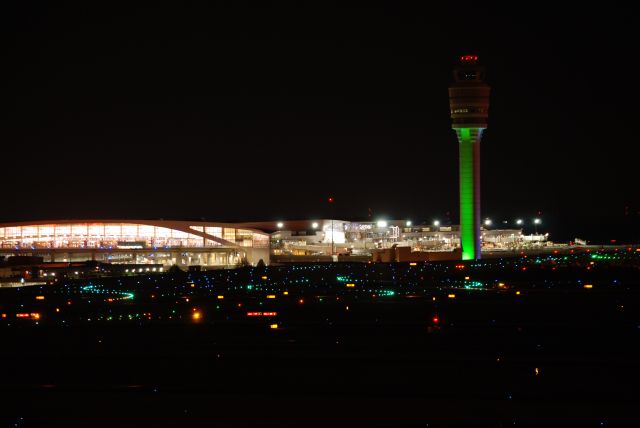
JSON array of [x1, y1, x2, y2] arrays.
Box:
[[464, 276, 470, 280], [192, 311, 202, 320], [346, 283, 355, 288], [190, 283, 195, 288], [261, 276, 268, 280], [447, 294, 456, 299], [217, 295, 224, 299], [584, 284, 593, 289], [283, 291, 289, 295], [266, 294, 276, 299], [36, 296, 45, 300], [269, 323, 278, 329], [409, 262, 417, 266], [516, 291, 521, 295]]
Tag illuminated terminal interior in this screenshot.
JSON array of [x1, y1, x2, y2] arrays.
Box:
[[0, 220, 269, 268], [0, 219, 550, 269]]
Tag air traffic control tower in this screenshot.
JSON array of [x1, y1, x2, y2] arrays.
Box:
[[449, 55, 490, 260]]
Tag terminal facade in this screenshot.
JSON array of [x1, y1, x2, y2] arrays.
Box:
[[0, 220, 270, 269], [0, 219, 548, 270]]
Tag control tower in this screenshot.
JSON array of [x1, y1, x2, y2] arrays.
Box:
[[449, 55, 490, 260]]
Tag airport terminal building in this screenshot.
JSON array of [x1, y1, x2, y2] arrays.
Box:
[[0, 219, 548, 271], [0, 220, 270, 268]]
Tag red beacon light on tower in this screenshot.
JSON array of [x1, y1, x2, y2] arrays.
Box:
[[460, 55, 479, 63]]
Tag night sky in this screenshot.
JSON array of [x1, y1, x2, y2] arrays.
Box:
[[2, 3, 638, 242]]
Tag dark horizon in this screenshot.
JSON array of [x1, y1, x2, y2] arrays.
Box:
[[2, 3, 639, 243]]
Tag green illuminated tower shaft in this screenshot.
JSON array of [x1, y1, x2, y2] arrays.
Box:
[[449, 56, 490, 260], [455, 127, 483, 260]]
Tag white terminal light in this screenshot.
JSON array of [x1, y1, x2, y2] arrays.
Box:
[[312, 222, 319, 229], [516, 219, 523, 225], [534, 218, 542, 225], [433, 220, 440, 227], [276, 222, 284, 229], [405, 220, 412, 227], [376, 220, 388, 228], [484, 218, 492, 226]]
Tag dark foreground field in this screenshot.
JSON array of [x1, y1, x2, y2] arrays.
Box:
[[1, 254, 639, 427]]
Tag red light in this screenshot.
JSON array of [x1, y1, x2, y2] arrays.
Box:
[[328, 197, 334, 203], [432, 316, 440, 324]]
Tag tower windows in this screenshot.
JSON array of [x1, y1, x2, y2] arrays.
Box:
[[451, 107, 487, 114]]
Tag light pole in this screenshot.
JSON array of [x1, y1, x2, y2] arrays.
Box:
[[376, 220, 387, 248], [533, 218, 541, 235], [331, 219, 334, 256], [328, 197, 334, 257]]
